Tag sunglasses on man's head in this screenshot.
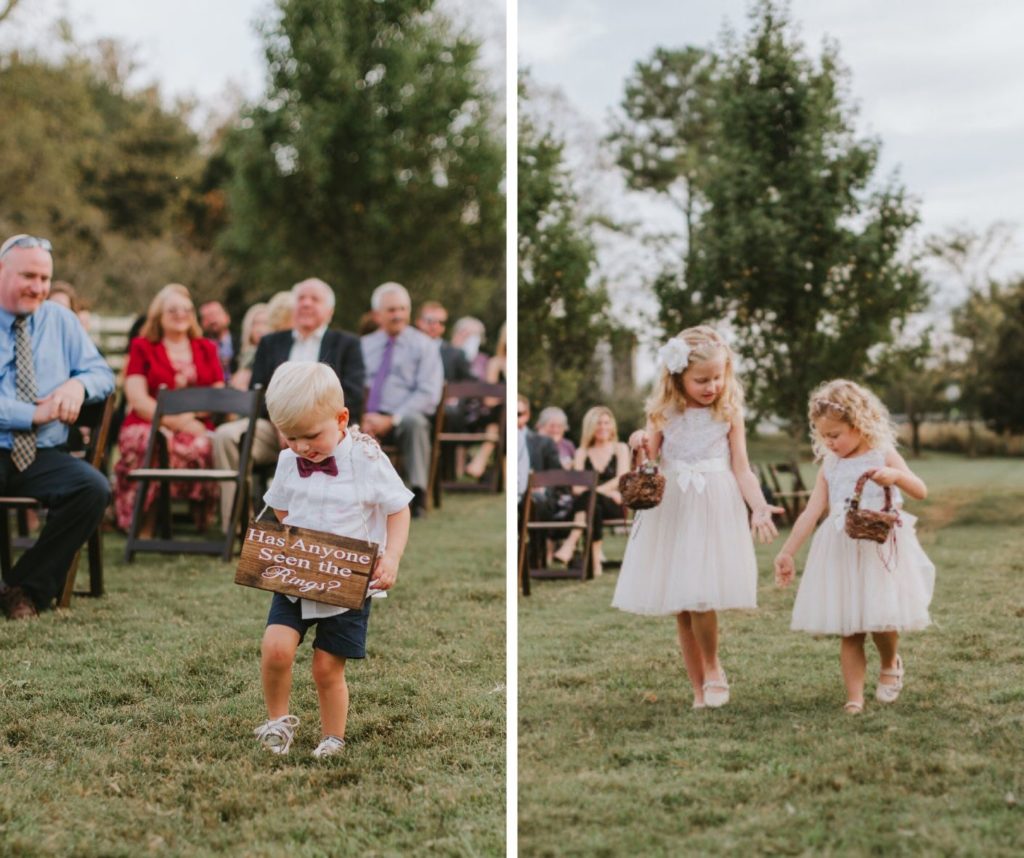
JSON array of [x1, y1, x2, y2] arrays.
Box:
[[0, 235, 53, 258]]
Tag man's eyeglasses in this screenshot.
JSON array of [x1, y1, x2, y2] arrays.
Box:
[[421, 316, 447, 326], [0, 235, 53, 259]]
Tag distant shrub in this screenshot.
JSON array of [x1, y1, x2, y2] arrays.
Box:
[[898, 421, 1024, 456]]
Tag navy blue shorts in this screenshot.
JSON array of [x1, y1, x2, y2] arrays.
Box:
[[266, 594, 372, 659]]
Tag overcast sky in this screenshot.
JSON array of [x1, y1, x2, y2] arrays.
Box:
[[520, 0, 1024, 279], [13, 0, 504, 110]]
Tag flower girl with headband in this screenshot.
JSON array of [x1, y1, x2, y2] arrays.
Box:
[[774, 380, 935, 715], [612, 326, 783, 709]]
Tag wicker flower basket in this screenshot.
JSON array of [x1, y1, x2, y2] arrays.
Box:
[[845, 471, 901, 544], [619, 450, 666, 511]]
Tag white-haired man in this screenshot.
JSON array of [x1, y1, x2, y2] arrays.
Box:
[[0, 234, 114, 619], [360, 282, 444, 517], [212, 278, 364, 530]]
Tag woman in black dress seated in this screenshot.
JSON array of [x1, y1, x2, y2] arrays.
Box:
[[552, 405, 629, 576]]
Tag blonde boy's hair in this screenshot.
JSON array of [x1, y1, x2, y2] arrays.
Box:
[[265, 361, 346, 433], [807, 379, 897, 461], [579, 406, 618, 451], [645, 325, 743, 430]]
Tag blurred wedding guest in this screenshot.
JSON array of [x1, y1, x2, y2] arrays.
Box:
[[361, 282, 444, 517], [450, 316, 489, 380], [416, 300, 473, 382], [552, 406, 629, 576], [48, 281, 92, 330], [200, 300, 236, 382], [357, 311, 379, 336], [265, 290, 295, 333], [464, 323, 506, 479], [114, 284, 224, 534], [230, 302, 270, 391], [536, 406, 576, 469]]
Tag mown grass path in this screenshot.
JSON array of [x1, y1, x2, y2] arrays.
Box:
[[1, 494, 505, 857], [520, 454, 1024, 856]]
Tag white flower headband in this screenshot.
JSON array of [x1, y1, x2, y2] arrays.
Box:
[[657, 338, 691, 374]]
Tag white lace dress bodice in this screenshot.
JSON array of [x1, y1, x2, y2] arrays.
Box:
[[660, 408, 731, 464], [823, 449, 902, 517]]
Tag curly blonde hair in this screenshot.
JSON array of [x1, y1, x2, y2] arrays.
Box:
[[808, 379, 898, 461], [645, 325, 743, 430]]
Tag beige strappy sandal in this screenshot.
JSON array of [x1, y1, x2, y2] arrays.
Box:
[[876, 655, 904, 704], [702, 671, 730, 708], [843, 700, 864, 715]]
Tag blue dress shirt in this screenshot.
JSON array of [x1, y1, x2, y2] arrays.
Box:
[[0, 302, 115, 448], [360, 326, 444, 418]]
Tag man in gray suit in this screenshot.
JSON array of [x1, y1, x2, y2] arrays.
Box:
[[360, 282, 443, 517]]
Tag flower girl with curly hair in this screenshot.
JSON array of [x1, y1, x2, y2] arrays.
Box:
[[774, 380, 935, 715], [612, 326, 782, 709]]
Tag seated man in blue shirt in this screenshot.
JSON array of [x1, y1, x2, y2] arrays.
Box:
[[0, 234, 115, 619], [360, 283, 444, 517]]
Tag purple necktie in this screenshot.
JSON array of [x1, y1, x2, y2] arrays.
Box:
[[296, 456, 339, 478], [365, 336, 395, 414]]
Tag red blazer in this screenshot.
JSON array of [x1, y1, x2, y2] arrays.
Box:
[[122, 337, 224, 429]]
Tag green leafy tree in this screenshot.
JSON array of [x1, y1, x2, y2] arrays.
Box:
[[980, 279, 1024, 434], [218, 0, 504, 331], [519, 78, 612, 424], [614, 1, 927, 436]]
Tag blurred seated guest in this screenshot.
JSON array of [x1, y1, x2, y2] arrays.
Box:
[[536, 406, 576, 469], [357, 311, 378, 336], [450, 316, 489, 380], [265, 290, 295, 333], [229, 302, 270, 391], [517, 395, 566, 531], [361, 282, 444, 517], [114, 284, 224, 534], [552, 406, 629, 576], [200, 300, 235, 383], [464, 323, 506, 480], [417, 300, 473, 382], [48, 281, 92, 331]]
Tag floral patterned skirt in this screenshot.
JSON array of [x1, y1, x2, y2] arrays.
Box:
[[114, 423, 218, 532]]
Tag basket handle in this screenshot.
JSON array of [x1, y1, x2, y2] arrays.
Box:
[[850, 469, 893, 512]]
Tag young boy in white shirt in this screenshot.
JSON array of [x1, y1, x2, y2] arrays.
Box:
[[254, 361, 412, 758]]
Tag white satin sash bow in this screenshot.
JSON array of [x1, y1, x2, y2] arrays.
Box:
[[664, 458, 729, 494]]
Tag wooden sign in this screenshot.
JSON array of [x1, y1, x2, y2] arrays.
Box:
[[235, 519, 379, 610]]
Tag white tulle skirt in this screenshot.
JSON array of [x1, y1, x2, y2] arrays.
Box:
[[790, 512, 935, 636], [611, 462, 758, 615]]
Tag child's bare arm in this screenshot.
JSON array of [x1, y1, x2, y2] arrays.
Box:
[[728, 414, 785, 543], [371, 506, 411, 591], [774, 468, 829, 586], [872, 450, 928, 500]]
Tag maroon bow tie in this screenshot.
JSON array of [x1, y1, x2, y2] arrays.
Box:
[[296, 456, 338, 478]]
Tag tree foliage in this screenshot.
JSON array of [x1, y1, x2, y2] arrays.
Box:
[[519, 77, 612, 425], [217, 0, 504, 332], [980, 279, 1024, 434], [0, 43, 216, 312], [613, 1, 928, 435]]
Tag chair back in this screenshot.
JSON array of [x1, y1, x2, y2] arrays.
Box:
[[72, 394, 116, 471]]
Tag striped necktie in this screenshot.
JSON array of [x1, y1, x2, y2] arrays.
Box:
[[11, 316, 37, 471]]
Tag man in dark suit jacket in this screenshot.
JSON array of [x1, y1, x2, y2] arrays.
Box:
[[517, 395, 563, 514], [212, 278, 365, 530], [414, 301, 475, 383]]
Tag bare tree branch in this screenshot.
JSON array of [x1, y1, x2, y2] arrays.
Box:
[[0, 0, 22, 25]]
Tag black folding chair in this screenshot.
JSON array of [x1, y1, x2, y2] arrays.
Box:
[[124, 387, 262, 562]]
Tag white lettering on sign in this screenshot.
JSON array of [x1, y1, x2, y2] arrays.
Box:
[[260, 566, 343, 593], [287, 536, 371, 565], [247, 528, 287, 547], [257, 547, 312, 569]]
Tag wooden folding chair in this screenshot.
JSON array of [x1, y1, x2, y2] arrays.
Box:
[[757, 460, 810, 525], [124, 387, 263, 562], [429, 381, 505, 509], [518, 470, 597, 596], [599, 507, 634, 570], [0, 394, 115, 608]]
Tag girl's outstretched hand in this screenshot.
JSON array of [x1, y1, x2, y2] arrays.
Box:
[[774, 552, 795, 586], [750, 505, 784, 543]]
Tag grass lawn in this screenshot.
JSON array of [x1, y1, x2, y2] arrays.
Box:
[[1, 494, 505, 857], [519, 453, 1024, 856]]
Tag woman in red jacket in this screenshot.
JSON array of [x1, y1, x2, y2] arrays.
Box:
[[114, 284, 224, 533]]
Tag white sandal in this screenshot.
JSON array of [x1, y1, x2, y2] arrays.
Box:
[[875, 655, 904, 704], [254, 714, 300, 754], [702, 671, 730, 708], [843, 700, 864, 715]]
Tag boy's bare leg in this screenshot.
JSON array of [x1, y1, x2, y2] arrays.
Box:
[[261, 625, 301, 717], [312, 648, 349, 739]]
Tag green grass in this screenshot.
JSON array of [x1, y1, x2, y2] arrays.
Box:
[[0, 494, 505, 857], [519, 455, 1024, 856]]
